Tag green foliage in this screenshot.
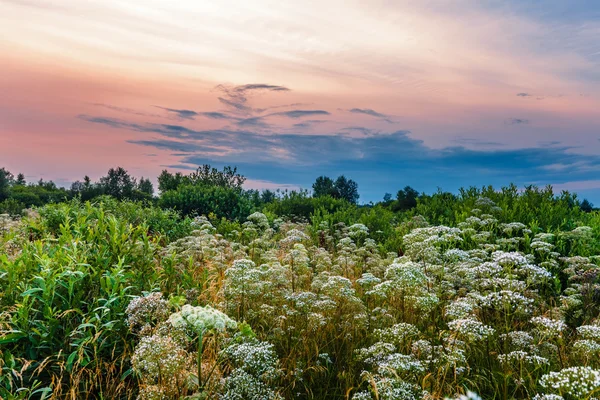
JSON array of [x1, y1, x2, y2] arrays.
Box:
[[98, 167, 137, 200], [159, 184, 255, 220], [158, 165, 245, 193], [0, 168, 14, 201], [312, 175, 360, 204], [264, 190, 352, 221]]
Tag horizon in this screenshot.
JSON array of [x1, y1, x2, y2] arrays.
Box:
[[1, 0, 600, 203]]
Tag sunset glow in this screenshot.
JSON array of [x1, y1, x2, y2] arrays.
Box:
[[1, 0, 599, 200]]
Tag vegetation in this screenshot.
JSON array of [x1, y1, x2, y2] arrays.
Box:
[[1, 164, 600, 399]]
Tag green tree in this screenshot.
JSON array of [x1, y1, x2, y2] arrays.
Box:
[[580, 199, 594, 213], [15, 173, 26, 186], [0, 167, 14, 201], [334, 175, 359, 204], [138, 177, 154, 196], [188, 165, 246, 189], [99, 167, 136, 200], [395, 186, 419, 211], [312, 176, 336, 198], [158, 170, 186, 193]]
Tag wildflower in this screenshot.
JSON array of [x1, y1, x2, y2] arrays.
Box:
[[540, 366, 600, 398], [531, 316, 566, 338], [131, 334, 191, 381], [447, 318, 495, 342], [126, 292, 171, 335], [168, 304, 236, 334]]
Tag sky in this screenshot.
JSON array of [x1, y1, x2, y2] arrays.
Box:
[[1, 0, 599, 203]]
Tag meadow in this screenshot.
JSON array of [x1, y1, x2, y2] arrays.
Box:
[[1, 170, 600, 399]]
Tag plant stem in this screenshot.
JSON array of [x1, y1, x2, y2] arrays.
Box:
[[198, 331, 204, 389]]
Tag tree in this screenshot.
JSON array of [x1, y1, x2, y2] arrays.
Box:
[[0, 168, 14, 201], [261, 189, 277, 204], [395, 186, 419, 211], [138, 177, 154, 196], [158, 170, 185, 193], [15, 173, 26, 186], [188, 165, 246, 189], [580, 199, 594, 213], [99, 167, 136, 200], [312, 176, 336, 198], [70, 180, 85, 194], [334, 175, 359, 204], [383, 193, 392, 203]]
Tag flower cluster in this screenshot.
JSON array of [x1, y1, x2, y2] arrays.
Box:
[[168, 304, 237, 334], [540, 366, 600, 398], [126, 292, 171, 334]]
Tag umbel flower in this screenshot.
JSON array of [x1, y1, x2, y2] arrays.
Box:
[[168, 304, 237, 334], [168, 304, 237, 391], [540, 366, 600, 398]]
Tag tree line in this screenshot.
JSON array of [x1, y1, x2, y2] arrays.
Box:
[[0, 165, 595, 228]]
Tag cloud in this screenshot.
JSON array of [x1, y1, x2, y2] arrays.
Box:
[[91, 103, 161, 118], [234, 84, 290, 92], [200, 112, 232, 120], [129, 139, 225, 154], [155, 106, 199, 120], [551, 180, 600, 191], [452, 137, 505, 147], [235, 116, 270, 128], [341, 126, 376, 136], [273, 110, 330, 118], [505, 118, 530, 125], [348, 108, 394, 123], [214, 83, 290, 115], [516, 93, 532, 97], [78, 111, 600, 202], [349, 108, 386, 118]]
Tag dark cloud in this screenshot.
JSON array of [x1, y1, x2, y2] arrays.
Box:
[[516, 93, 532, 97], [78, 115, 224, 140], [349, 108, 387, 118], [348, 108, 394, 123], [234, 84, 290, 92], [273, 110, 330, 118], [235, 117, 270, 128], [217, 97, 257, 113], [201, 112, 233, 120], [80, 113, 600, 202], [341, 127, 376, 136], [155, 106, 199, 120], [506, 118, 530, 125]]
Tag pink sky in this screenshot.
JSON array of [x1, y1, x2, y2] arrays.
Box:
[[1, 0, 599, 200]]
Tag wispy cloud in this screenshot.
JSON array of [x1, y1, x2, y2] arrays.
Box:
[[505, 118, 530, 125], [273, 110, 330, 118], [91, 103, 161, 118], [213, 83, 290, 115], [154, 106, 199, 120], [348, 108, 394, 123]]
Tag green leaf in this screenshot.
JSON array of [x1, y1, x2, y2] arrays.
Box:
[[0, 331, 26, 345]]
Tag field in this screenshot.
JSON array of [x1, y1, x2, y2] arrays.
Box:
[[1, 191, 600, 399]]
